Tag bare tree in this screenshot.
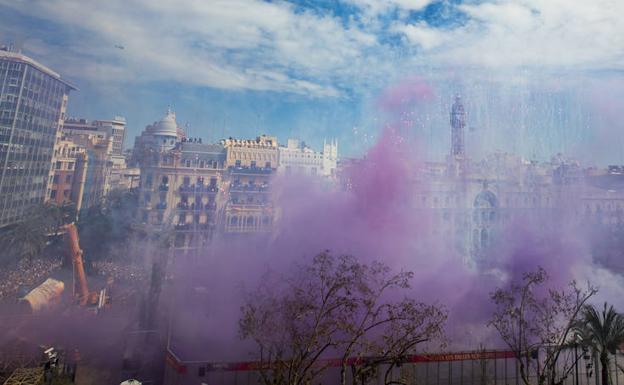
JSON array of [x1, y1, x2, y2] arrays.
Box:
[[489, 267, 597, 385], [239, 251, 447, 385], [339, 262, 446, 385]]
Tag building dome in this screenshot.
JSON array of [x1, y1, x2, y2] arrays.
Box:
[[151, 107, 178, 137]]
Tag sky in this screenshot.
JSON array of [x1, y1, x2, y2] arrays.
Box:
[[1, 0, 623, 163]]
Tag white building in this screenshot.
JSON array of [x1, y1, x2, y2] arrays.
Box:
[[278, 138, 338, 177]]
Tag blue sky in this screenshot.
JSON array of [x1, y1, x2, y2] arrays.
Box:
[[1, 0, 623, 163]]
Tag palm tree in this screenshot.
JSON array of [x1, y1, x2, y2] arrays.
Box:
[[0, 202, 74, 263], [0, 216, 48, 262], [574, 303, 624, 385]]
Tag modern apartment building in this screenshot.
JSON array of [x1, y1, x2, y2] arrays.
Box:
[[0, 46, 75, 227]]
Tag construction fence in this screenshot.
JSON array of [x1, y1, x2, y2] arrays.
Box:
[[163, 348, 624, 385]]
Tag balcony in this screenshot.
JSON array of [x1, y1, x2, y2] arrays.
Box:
[[179, 184, 219, 193], [158, 184, 169, 192], [228, 166, 273, 175], [155, 202, 167, 210], [179, 185, 194, 193], [227, 201, 271, 209], [177, 202, 190, 210], [230, 182, 269, 193]]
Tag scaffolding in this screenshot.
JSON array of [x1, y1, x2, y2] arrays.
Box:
[[1, 368, 43, 385]]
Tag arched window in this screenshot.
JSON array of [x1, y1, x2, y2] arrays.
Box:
[[473, 229, 479, 248], [230, 216, 238, 225], [474, 190, 498, 208], [481, 229, 488, 248], [246, 216, 254, 226]]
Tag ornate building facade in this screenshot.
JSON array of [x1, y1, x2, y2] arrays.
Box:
[[135, 101, 624, 263], [405, 96, 624, 267], [135, 111, 288, 254]]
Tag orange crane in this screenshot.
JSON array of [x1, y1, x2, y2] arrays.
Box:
[[63, 223, 98, 306]]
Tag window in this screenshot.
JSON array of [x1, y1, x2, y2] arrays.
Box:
[[63, 190, 70, 198], [68, 163, 73, 170], [265, 162, 271, 169], [145, 174, 153, 187], [50, 190, 57, 199], [52, 175, 59, 184], [65, 175, 72, 183], [183, 176, 190, 186], [198, 367, 205, 377], [55, 161, 61, 170], [235, 160, 241, 167], [250, 160, 256, 168]]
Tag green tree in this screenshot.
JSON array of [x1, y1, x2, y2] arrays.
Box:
[[77, 189, 139, 260], [574, 303, 624, 385], [0, 202, 72, 262]]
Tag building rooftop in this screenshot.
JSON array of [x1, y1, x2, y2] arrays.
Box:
[[0, 47, 77, 90], [150, 108, 178, 137]]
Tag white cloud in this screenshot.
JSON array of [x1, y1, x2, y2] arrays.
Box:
[[394, 0, 624, 69], [392, 21, 448, 50], [345, 0, 435, 16], [0, 0, 382, 97], [1, 0, 623, 97]]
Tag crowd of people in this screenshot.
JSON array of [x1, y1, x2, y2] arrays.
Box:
[[0, 257, 63, 300], [0, 255, 149, 300], [91, 260, 147, 285]]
